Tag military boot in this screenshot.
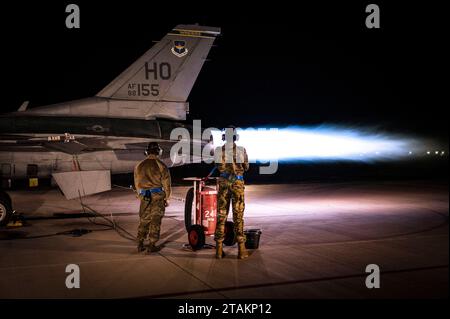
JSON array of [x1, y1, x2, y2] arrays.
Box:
[[215, 241, 225, 259], [147, 242, 161, 254], [238, 242, 249, 259], [137, 240, 145, 253]]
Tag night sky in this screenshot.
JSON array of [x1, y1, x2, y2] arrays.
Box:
[[1, 1, 446, 142]]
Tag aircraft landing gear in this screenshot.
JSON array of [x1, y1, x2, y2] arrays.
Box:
[[0, 190, 13, 226]]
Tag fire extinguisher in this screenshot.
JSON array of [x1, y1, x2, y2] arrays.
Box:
[[184, 177, 236, 250]]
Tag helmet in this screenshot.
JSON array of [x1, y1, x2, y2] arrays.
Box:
[[221, 125, 239, 142], [145, 142, 163, 156]]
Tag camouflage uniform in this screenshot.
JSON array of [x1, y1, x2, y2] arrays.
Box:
[[134, 154, 171, 245], [214, 142, 249, 244]]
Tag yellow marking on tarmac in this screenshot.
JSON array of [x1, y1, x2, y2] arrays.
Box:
[[173, 28, 220, 35], [168, 33, 215, 39]]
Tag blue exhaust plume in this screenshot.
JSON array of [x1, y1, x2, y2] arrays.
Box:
[[211, 125, 441, 162]]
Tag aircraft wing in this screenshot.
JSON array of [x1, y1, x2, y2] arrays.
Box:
[[121, 138, 215, 166], [41, 140, 90, 154], [0, 134, 112, 154], [43, 137, 112, 154]]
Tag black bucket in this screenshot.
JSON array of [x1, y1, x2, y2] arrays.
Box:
[[244, 229, 262, 249]]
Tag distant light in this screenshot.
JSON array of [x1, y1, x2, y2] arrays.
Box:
[[441, 151, 445, 156], [427, 151, 431, 155], [408, 151, 413, 155], [435, 151, 439, 155]]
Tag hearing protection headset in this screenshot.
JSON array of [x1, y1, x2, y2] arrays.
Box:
[[145, 142, 163, 156], [221, 125, 239, 142]]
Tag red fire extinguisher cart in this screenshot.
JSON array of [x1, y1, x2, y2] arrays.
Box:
[[184, 177, 236, 250]]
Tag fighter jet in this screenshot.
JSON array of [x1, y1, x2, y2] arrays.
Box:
[[0, 24, 221, 225]]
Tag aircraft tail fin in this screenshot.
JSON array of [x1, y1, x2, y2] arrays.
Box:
[[96, 25, 221, 102], [18, 101, 29, 112]]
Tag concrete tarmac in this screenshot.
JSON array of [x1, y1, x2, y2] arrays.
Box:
[[0, 181, 448, 298]]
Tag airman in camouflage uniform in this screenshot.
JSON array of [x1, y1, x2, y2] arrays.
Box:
[[134, 142, 171, 254], [214, 128, 249, 259]]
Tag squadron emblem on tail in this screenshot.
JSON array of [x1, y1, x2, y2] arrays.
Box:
[[171, 40, 188, 57]]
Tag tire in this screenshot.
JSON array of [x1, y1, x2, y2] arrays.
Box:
[[224, 221, 236, 246], [0, 191, 13, 226], [188, 224, 205, 251], [184, 187, 194, 232]]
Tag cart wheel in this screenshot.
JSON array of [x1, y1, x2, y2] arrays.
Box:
[[188, 224, 205, 250], [224, 221, 236, 246], [184, 187, 194, 232]]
